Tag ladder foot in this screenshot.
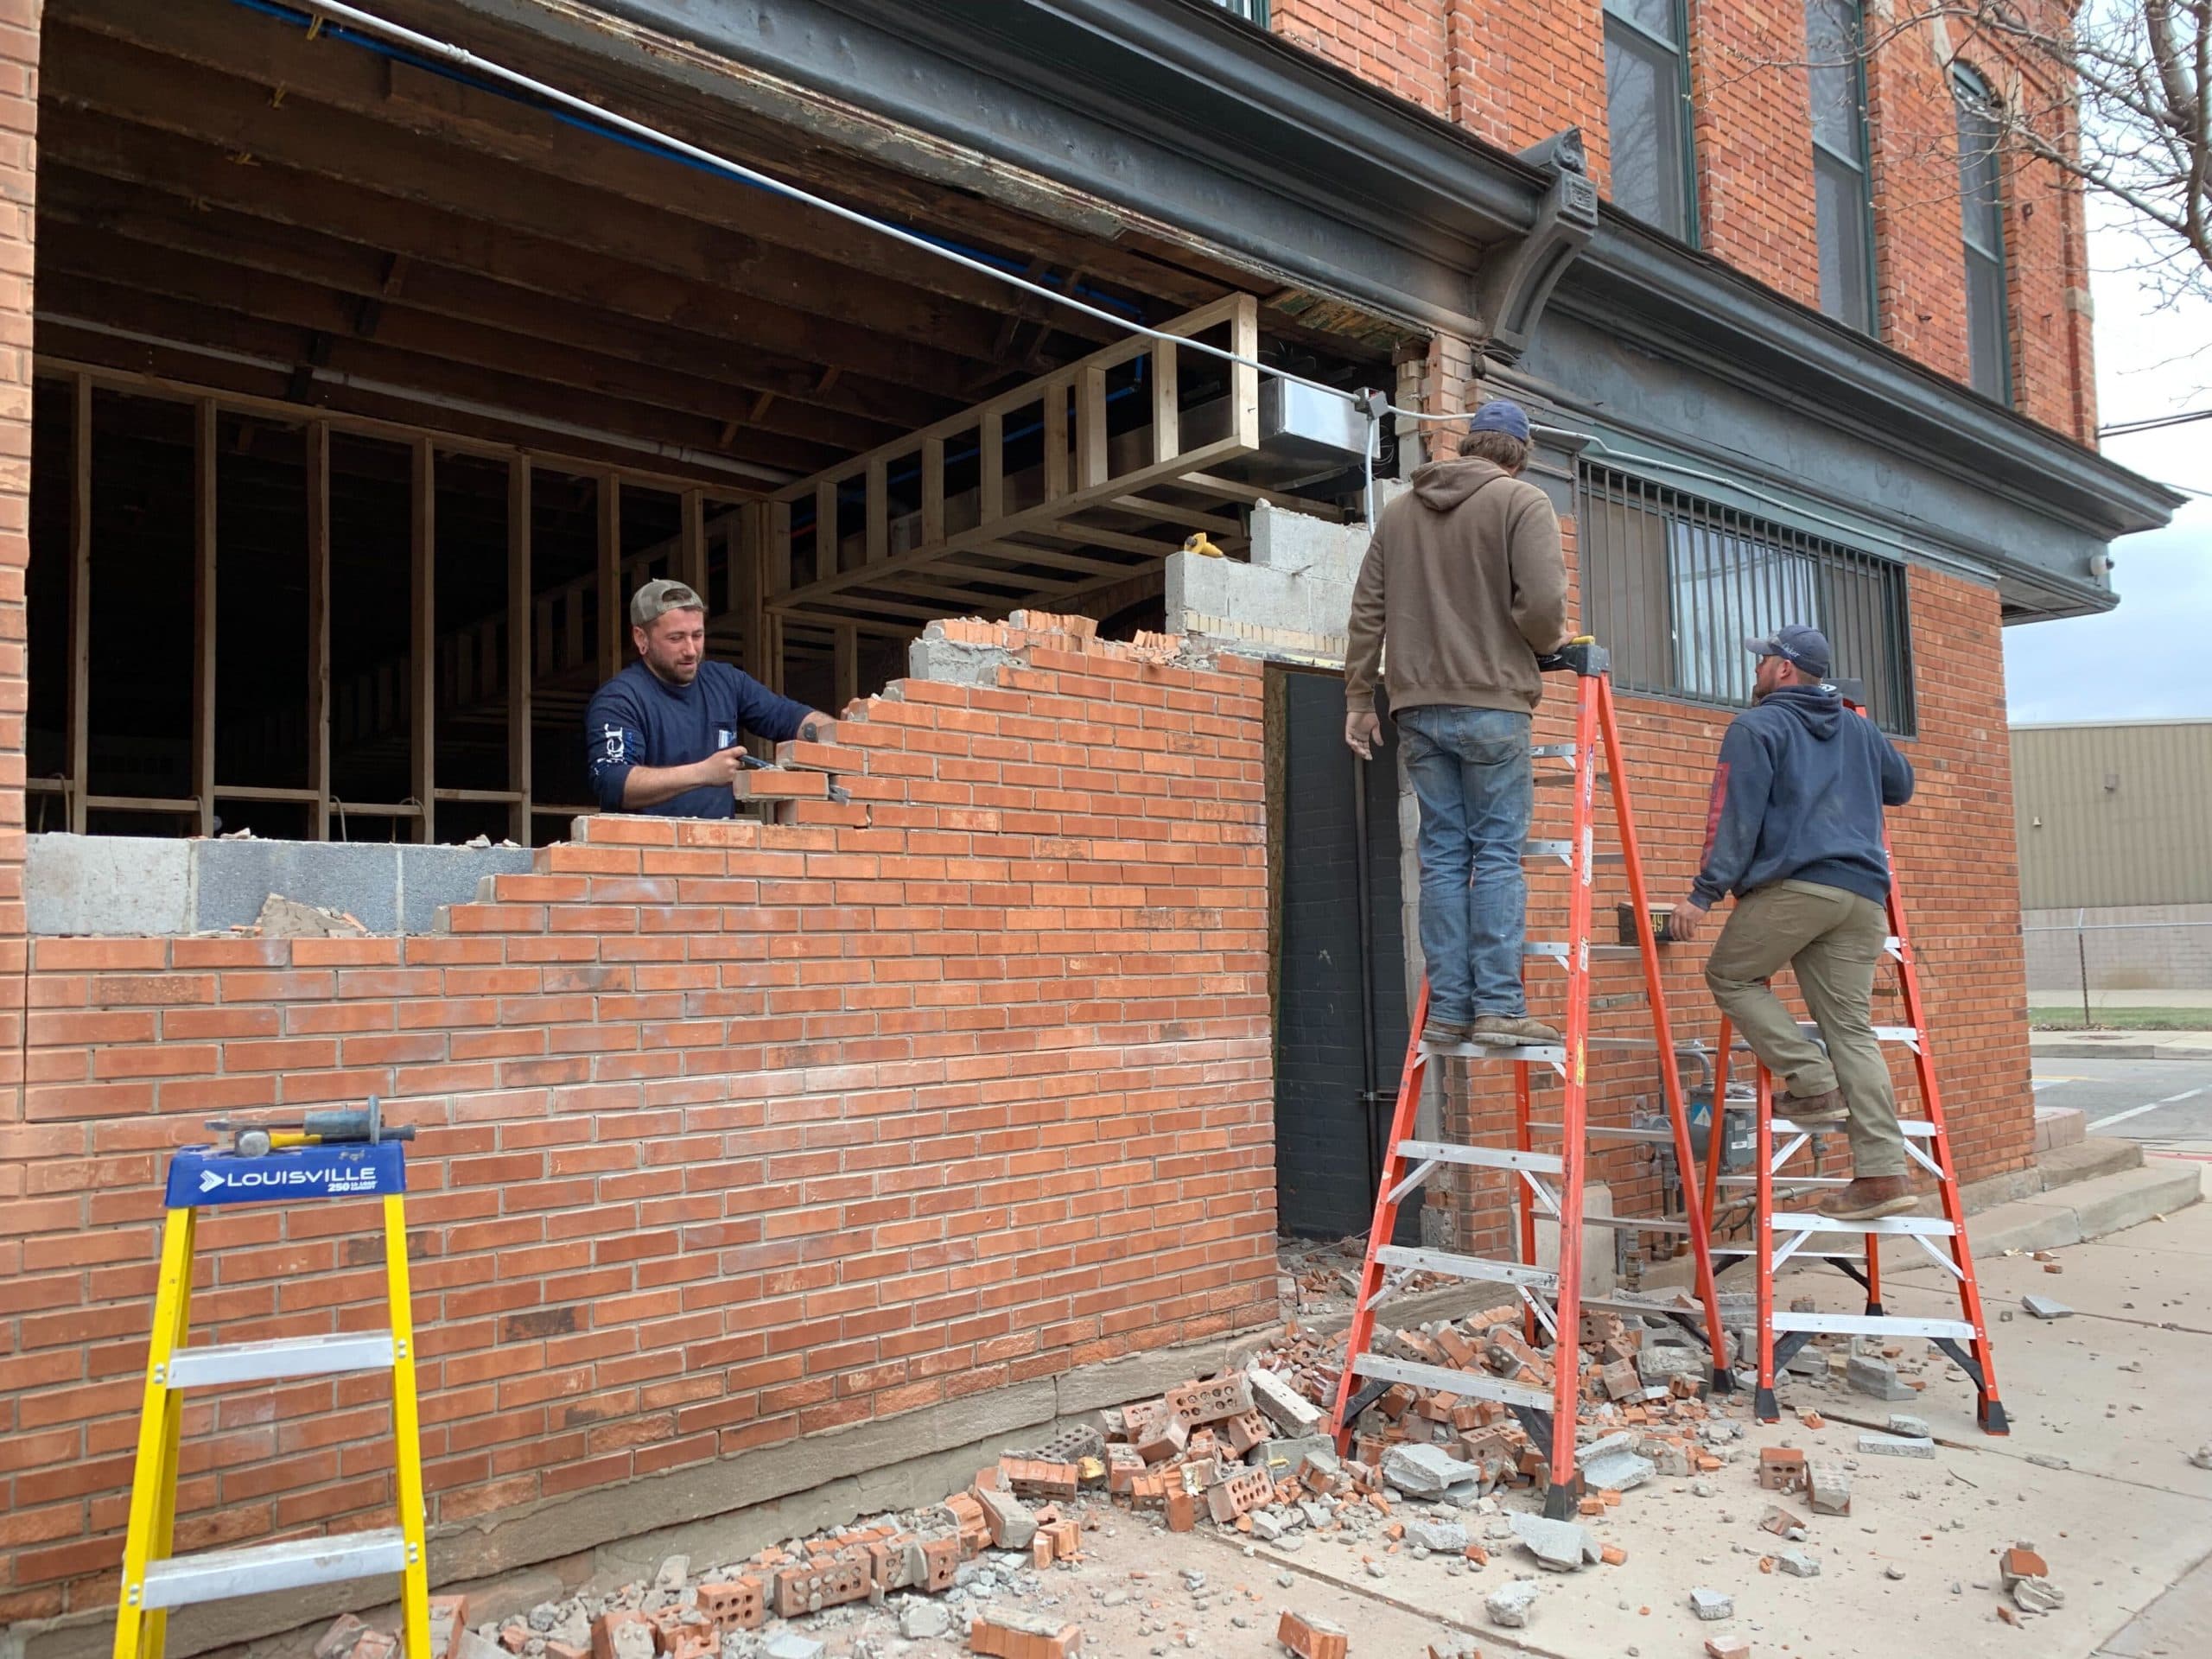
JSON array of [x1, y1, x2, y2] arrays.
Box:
[[1709, 1364, 1736, 1395], [1753, 1385, 1780, 1423], [1541, 1478, 1585, 1522], [1980, 1397, 2011, 1436], [1864, 1300, 1887, 1317]]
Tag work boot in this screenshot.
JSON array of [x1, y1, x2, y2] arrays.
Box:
[[1471, 1014, 1564, 1046], [1779, 1086, 1847, 1127], [1816, 1174, 1919, 1222], [1421, 1019, 1471, 1047]]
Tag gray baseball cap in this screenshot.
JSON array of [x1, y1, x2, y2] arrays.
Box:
[[1745, 623, 1832, 678], [630, 578, 706, 627]]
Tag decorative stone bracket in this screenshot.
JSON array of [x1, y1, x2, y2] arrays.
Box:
[[1474, 130, 1600, 364]]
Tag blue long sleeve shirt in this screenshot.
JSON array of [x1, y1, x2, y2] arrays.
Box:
[[583, 661, 817, 818], [1689, 684, 1913, 908]]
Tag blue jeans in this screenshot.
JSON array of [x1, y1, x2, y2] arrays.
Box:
[[1397, 704, 1534, 1025]]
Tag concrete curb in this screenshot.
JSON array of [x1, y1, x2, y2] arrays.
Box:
[[1892, 1157, 2205, 1268], [2031, 1033, 2212, 1060]]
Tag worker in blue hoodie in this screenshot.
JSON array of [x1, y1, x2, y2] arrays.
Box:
[[585, 579, 826, 817], [1667, 626, 1916, 1221]]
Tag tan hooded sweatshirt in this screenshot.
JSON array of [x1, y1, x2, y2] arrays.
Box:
[[1343, 458, 1569, 716]]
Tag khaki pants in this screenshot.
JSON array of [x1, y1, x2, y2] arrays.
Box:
[[1704, 879, 1905, 1179]]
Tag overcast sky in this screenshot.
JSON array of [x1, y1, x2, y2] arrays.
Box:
[[2002, 212, 2212, 725]]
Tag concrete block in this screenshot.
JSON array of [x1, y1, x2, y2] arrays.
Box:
[[1403, 1517, 1469, 1553], [1688, 1588, 1732, 1620], [1245, 1363, 1324, 1434], [1580, 1450, 1655, 1492], [1484, 1580, 1540, 1628], [1777, 1548, 1821, 1578], [1535, 1183, 1618, 1299], [1807, 1462, 1852, 1515], [1846, 1354, 1916, 1402], [194, 839, 402, 933], [1382, 1443, 1477, 1497], [2021, 1294, 2073, 1319], [907, 624, 1017, 687], [1856, 1433, 1936, 1459], [399, 845, 533, 932], [1508, 1512, 1599, 1572], [28, 834, 192, 935], [1248, 499, 1367, 577]]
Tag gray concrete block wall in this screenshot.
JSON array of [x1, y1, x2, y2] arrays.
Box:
[[27, 834, 537, 937], [1165, 494, 1392, 664]]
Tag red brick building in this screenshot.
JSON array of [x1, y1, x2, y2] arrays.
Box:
[[0, 2, 2180, 1654]]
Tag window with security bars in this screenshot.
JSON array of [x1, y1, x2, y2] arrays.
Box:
[[1576, 466, 1916, 735], [1211, 0, 1269, 21]]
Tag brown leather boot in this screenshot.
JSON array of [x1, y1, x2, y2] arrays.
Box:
[[1780, 1086, 1847, 1127], [1421, 1019, 1471, 1047], [1471, 1014, 1564, 1046], [1817, 1174, 1918, 1222]]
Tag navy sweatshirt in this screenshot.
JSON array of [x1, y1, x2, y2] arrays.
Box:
[[1689, 683, 1914, 908], [584, 661, 816, 818]]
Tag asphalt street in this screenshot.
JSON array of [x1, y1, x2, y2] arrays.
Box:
[[2033, 1053, 2212, 1159]]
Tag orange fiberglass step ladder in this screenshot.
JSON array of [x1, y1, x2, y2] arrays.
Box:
[[1327, 640, 1732, 1521], [1698, 695, 2007, 1433]]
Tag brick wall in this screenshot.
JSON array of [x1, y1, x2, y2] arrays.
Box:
[[1434, 538, 2036, 1255], [1268, 0, 2096, 440], [0, 0, 38, 1177], [0, 615, 1277, 1623]]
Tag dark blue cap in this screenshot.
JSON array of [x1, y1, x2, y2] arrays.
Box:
[[1745, 624, 1832, 679], [1466, 399, 1531, 442]]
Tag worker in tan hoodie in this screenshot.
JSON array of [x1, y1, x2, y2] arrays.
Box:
[[1344, 399, 1571, 1047]]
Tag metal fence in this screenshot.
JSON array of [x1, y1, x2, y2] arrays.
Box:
[[2024, 916, 2212, 1019]]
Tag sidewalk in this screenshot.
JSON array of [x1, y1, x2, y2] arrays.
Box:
[[2031, 1027, 2212, 1060]]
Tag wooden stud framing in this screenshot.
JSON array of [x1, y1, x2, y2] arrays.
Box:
[[1150, 337, 1180, 465], [1075, 364, 1109, 489], [192, 398, 216, 836], [597, 472, 622, 682], [833, 624, 859, 715], [980, 410, 1005, 521], [815, 478, 839, 577], [920, 435, 946, 546], [865, 455, 888, 567], [508, 454, 532, 842], [66, 374, 91, 834], [411, 437, 435, 843], [306, 419, 331, 840], [680, 487, 706, 599], [1042, 378, 1069, 500]]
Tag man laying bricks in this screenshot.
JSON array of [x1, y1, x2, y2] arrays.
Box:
[[1343, 398, 1572, 1047], [1669, 626, 1919, 1221], [586, 578, 830, 817]]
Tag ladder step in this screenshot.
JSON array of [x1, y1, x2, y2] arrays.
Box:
[[1719, 1174, 1850, 1187], [1526, 943, 1643, 959], [1522, 839, 1625, 865], [1770, 1311, 1976, 1339], [1579, 1214, 1694, 1235], [1771, 1211, 1957, 1236], [1375, 1244, 1560, 1291], [1529, 1122, 1674, 1142], [136, 1529, 409, 1610], [1422, 1039, 1566, 1064], [1765, 1116, 1941, 1138], [165, 1333, 397, 1389], [1351, 1354, 1555, 1413], [1396, 1141, 1566, 1176]]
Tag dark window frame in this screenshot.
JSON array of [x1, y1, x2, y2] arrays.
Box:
[[1807, 0, 1879, 334], [1602, 0, 1700, 245], [1575, 463, 1917, 737], [1950, 62, 2013, 404], [1211, 0, 1269, 23]]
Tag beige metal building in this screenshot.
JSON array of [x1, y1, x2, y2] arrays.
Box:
[[2012, 719, 2212, 994]]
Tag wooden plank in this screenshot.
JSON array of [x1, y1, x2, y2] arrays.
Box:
[[816, 479, 841, 577], [1043, 378, 1070, 500], [865, 456, 888, 566], [980, 410, 1005, 521], [411, 437, 435, 844], [736, 503, 766, 677], [1150, 337, 1180, 466], [1229, 294, 1262, 450], [192, 397, 216, 836], [67, 374, 90, 834], [766, 498, 792, 597], [680, 488, 708, 600], [920, 435, 946, 547], [509, 454, 532, 843], [1076, 364, 1109, 490], [306, 418, 330, 839], [833, 625, 859, 714], [597, 473, 622, 683]]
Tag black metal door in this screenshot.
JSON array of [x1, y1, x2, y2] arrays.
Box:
[[1271, 668, 1414, 1240]]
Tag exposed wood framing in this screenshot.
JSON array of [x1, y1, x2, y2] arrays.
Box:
[[192, 397, 216, 836], [598, 473, 622, 682], [307, 419, 331, 840], [411, 437, 435, 843], [509, 454, 532, 842], [66, 375, 90, 834]]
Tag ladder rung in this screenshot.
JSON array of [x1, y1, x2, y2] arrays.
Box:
[[1526, 943, 1643, 959], [1421, 1039, 1565, 1063], [1396, 1141, 1566, 1176], [1522, 839, 1625, 865], [1351, 1354, 1555, 1412], [1529, 1122, 1674, 1142], [1719, 1174, 1850, 1186], [1578, 1213, 1693, 1235], [1771, 1211, 1956, 1236], [164, 1333, 397, 1389], [1529, 743, 1577, 760], [1765, 1116, 1940, 1138], [1770, 1312, 1976, 1339], [136, 1529, 409, 1610], [1375, 1244, 1561, 1291]]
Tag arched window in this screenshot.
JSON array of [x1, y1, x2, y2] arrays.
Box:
[[1807, 0, 1877, 333], [1950, 65, 2012, 403]]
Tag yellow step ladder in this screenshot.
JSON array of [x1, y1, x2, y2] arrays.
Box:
[[114, 1107, 429, 1659]]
